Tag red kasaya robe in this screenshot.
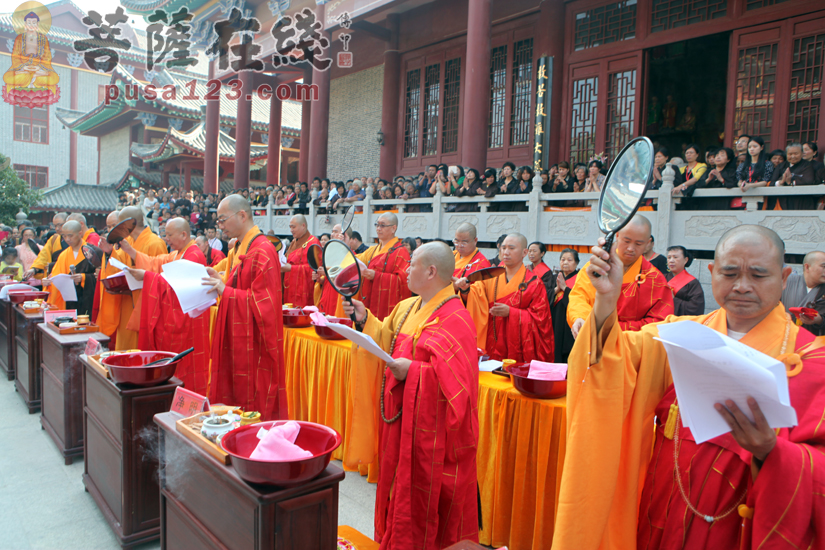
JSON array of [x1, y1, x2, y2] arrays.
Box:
[[453, 248, 491, 279], [82, 228, 100, 247], [363, 285, 479, 549], [205, 246, 225, 268], [358, 237, 411, 320], [120, 227, 168, 350], [137, 241, 211, 396], [314, 274, 345, 318], [464, 264, 554, 362], [209, 226, 287, 420], [282, 233, 320, 308]]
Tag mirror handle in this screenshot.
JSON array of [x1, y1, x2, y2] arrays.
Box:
[[591, 231, 615, 279]]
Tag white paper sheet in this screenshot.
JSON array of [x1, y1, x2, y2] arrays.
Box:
[[107, 257, 143, 290], [318, 321, 394, 363], [655, 321, 797, 444], [161, 260, 217, 315], [479, 359, 503, 372], [49, 273, 77, 302]]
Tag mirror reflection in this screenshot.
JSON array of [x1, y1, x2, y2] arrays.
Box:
[[599, 138, 654, 234], [323, 240, 362, 297]]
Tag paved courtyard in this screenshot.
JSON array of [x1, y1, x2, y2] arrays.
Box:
[[0, 378, 375, 550]]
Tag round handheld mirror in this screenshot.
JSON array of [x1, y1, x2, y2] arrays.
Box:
[[307, 243, 323, 271], [341, 206, 356, 233], [322, 239, 362, 322]]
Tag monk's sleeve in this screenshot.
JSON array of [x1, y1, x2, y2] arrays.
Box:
[[288, 262, 315, 302], [621, 276, 675, 331], [134, 250, 171, 273], [553, 311, 672, 550], [463, 282, 489, 351], [214, 257, 228, 274], [505, 284, 554, 362], [373, 249, 410, 302], [567, 264, 595, 327]]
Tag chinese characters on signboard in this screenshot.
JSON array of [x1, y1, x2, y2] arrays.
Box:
[[533, 56, 551, 172]]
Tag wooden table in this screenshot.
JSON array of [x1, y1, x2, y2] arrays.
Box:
[[0, 298, 15, 381], [14, 306, 43, 413], [155, 412, 345, 550], [38, 324, 109, 465], [81, 355, 182, 549]]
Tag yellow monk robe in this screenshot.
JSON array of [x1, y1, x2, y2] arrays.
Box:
[[46, 243, 95, 315], [567, 256, 673, 331], [453, 248, 491, 279], [30, 232, 66, 275]]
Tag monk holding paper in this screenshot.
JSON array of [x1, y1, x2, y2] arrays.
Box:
[[344, 242, 479, 549], [202, 195, 286, 420], [458, 233, 553, 362], [44, 220, 95, 315], [357, 213, 411, 320], [552, 225, 825, 550], [119, 218, 210, 394], [281, 214, 319, 308], [452, 222, 490, 279]]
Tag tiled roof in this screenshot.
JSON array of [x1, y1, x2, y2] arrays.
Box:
[[34, 181, 119, 213], [130, 122, 269, 165]]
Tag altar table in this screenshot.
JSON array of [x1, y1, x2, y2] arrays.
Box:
[[282, 327, 567, 550]]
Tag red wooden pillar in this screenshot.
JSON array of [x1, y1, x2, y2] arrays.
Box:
[[538, 0, 566, 161], [70, 68, 78, 182], [460, 0, 492, 171], [308, 1, 331, 181], [184, 165, 192, 193], [379, 14, 400, 180], [298, 67, 312, 183], [203, 60, 220, 194], [234, 70, 253, 190], [267, 93, 283, 186], [162, 169, 170, 189]]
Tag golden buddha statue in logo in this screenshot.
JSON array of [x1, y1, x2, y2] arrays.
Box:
[[2, 1, 60, 108]]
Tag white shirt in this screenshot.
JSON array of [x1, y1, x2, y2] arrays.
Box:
[[208, 237, 222, 251], [727, 329, 746, 341], [143, 197, 158, 209]]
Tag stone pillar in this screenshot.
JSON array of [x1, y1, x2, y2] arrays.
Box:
[[298, 67, 313, 183], [537, 0, 566, 161], [234, 70, 254, 190], [379, 14, 400, 180], [460, 0, 492, 172], [267, 94, 283, 186], [308, 1, 331, 181], [70, 68, 78, 182], [203, 60, 220, 194]]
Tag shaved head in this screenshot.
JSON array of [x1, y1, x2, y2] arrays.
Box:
[[166, 217, 190, 235], [165, 217, 191, 251], [67, 213, 87, 227], [803, 250, 825, 267], [218, 194, 254, 240], [221, 194, 253, 218], [119, 206, 145, 229], [714, 225, 784, 267], [455, 222, 477, 240], [290, 214, 307, 227], [624, 214, 652, 236], [415, 241, 455, 285], [506, 233, 528, 249], [501, 233, 528, 269], [616, 215, 652, 268], [378, 212, 398, 226], [62, 220, 81, 234], [106, 211, 119, 230], [53, 212, 67, 224]]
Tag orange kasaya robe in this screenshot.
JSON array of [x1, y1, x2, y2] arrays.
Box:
[[116, 227, 168, 350], [453, 248, 491, 279], [567, 256, 674, 331], [464, 264, 554, 362], [360, 285, 479, 549], [553, 304, 825, 550], [46, 243, 95, 315], [209, 226, 287, 420], [357, 238, 411, 321], [282, 233, 320, 308], [136, 241, 211, 395], [93, 249, 129, 349]]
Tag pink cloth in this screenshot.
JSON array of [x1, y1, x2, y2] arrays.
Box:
[[250, 421, 313, 461], [16, 242, 39, 273], [527, 360, 568, 381]]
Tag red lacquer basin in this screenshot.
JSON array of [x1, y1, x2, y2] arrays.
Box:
[[312, 317, 353, 340], [102, 275, 132, 295], [7, 290, 49, 303], [506, 363, 567, 399], [102, 351, 179, 387], [282, 309, 312, 328], [221, 420, 342, 487]]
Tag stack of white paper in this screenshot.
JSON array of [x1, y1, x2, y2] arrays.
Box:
[[49, 273, 77, 302], [107, 258, 143, 290], [479, 360, 503, 372], [309, 313, 393, 362], [655, 321, 797, 444], [161, 260, 217, 316]]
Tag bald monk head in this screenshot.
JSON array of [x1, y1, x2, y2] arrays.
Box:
[[119, 206, 145, 239], [165, 218, 191, 251], [195, 235, 209, 255], [216, 194, 254, 241], [67, 213, 89, 233], [106, 211, 119, 231], [615, 214, 652, 270], [709, 225, 792, 333], [408, 241, 455, 300], [289, 214, 308, 240], [454, 222, 478, 259], [802, 251, 825, 289], [53, 212, 67, 234], [376, 212, 398, 244], [500, 233, 528, 271], [62, 220, 83, 251]]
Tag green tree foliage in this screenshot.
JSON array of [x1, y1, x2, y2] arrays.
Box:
[[0, 153, 42, 227]]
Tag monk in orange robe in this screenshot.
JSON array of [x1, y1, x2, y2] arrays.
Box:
[[344, 242, 479, 549], [44, 221, 95, 315], [567, 215, 673, 337], [460, 233, 554, 362], [196, 235, 225, 267], [281, 214, 319, 308], [92, 211, 126, 347], [313, 222, 347, 318], [357, 213, 411, 320], [202, 195, 287, 420], [553, 225, 825, 550], [452, 222, 490, 279], [120, 218, 210, 395], [24, 212, 67, 280]]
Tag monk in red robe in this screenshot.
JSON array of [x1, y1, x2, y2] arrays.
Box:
[[202, 195, 286, 420], [452, 222, 490, 279], [281, 214, 319, 308], [553, 225, 825, 550], [568, 215, 673, 337], [460, 233, 554, 362], [313, 223, 348, 317], [345, 242, 479, 549], [120, 218, 210, 395], [357, 213, 411, 320], [196, 235, 225, 267]]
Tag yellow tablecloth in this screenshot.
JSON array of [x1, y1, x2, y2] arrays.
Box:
[[283, 327, 567, 550]]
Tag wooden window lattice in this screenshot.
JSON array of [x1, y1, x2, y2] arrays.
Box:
[[488, 46, 508, 149], [570, 77, 599, 165], [13, 105, 48, 144], [650, 0, 726, 33], [734, 43, 778, 150], [605, 69, 637, 163], [403, 68, 421, 158], [574, 0, 637, 52], [787, 33, 824, 146], [441, 58, 461, 154], [745, 0, 789, 11], [509, 38, 534, 147], [422, 64, 441, 157]]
